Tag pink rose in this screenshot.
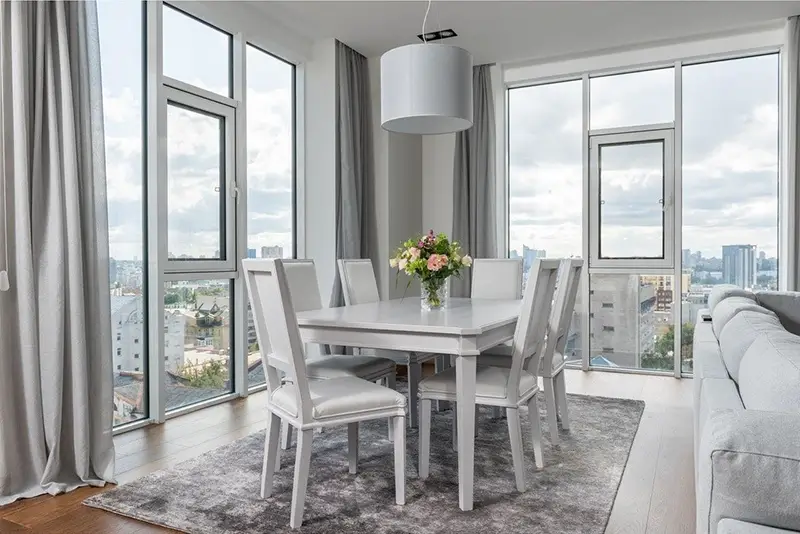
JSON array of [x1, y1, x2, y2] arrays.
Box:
[[409, 247, 421, 259], [427, 254, 449, 271]]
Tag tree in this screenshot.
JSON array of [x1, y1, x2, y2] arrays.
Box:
[[643, 323, 694, 370], [164, 292, 180, 305], [179, 360, 227, 389]]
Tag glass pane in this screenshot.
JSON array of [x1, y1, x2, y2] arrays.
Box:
[[167, 104, 225, 260], [99, 1, 148, 425], [599, 141, 664, 259], [508, 80, 583, 364], [245, 45, 295, 388], [590, 68, 674, 129], [162, 5, 231, 97], [164, 279, 233, 411], [590, 274, 675, 372], [681, 54, 779, 374]]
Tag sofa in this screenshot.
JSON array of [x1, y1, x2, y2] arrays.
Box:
[[694, 285, 800, 534]]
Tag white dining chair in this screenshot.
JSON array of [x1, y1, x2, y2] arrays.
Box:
[[418, 259, 560, 493], [243, 259, 407, 529], [479, 258, 584, 445], [277, 260, 397, 450], [338, 259, 440, 428]]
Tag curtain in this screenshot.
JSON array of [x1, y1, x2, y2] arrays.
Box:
[[0, 1, 115, 505], [452, 65, 496, 297], [329, 41, 377, 307], [788, 17, 800, 291]]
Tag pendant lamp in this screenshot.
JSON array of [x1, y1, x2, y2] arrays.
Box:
[[380, 2, 473, 134]]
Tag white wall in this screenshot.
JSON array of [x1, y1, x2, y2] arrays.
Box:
[[422, 134, 456, 237]]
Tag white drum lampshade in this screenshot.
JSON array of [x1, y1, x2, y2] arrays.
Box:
[[380, 43, 473, 135]]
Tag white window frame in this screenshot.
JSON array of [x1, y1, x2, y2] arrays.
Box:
[[589, 128, 676, 269]]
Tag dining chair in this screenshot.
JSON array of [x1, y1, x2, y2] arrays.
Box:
[[243, 259, 407, 529], [479, 258, 584, 445], [418, 259, 560, 493], [338, 259, 440, 428], [277, 260, 397, 451]]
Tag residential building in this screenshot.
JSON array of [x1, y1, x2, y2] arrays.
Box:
[[722, 245, 757, 289]]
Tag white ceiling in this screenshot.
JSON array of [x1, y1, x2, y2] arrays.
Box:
[[254, 1, 800, 64]]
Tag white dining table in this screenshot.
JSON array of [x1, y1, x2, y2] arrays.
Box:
[[295, 296, 522, 511]]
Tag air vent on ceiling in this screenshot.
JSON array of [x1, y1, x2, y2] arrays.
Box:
[[417, 28, 457, 42]]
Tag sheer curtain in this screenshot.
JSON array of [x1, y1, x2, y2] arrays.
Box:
[[452, 65, 497, 297], [330, 41, 378, 308], [787, 16, 800, 290], [0, 0, 115, 504]]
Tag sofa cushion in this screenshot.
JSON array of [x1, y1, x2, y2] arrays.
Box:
[[756, 291, 800, 336], [738, 332, 800, 414], [718, 311, 784, 383], [712, 297, 774, 338], [708, 284, 756, 313]]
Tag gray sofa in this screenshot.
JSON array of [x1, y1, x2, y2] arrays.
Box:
[[694, 285, 800, 534]]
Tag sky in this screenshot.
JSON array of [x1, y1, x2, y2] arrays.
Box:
[[508, 54, 780, 262], [98, 1, 294, 262]]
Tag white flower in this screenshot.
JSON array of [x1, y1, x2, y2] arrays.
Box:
[[389, 257, 399, 268], [398, 258, 408, 271], [462, 255, 473, 267]]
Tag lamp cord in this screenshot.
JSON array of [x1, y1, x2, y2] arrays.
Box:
[[422, 0, 432, 42]]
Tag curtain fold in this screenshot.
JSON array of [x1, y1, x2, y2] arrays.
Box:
[[329, 41, 377, 308], [787, 17, 800, 291], [0, 0, 115, 505], [452, 64, 497, 297]]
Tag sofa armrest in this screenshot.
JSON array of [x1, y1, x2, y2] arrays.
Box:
[[697, 410, 800, 534]]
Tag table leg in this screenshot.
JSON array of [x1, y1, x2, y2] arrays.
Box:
[[455, 355, 477, 511]]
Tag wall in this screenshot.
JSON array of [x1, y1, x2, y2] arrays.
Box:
[[422, 134, 455, 237]]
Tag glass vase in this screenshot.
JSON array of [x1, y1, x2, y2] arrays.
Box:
[[421, 278, 449, 310]]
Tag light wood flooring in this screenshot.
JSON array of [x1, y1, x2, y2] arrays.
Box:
[[0, 369, 695, 534]]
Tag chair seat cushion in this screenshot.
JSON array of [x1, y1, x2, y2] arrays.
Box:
[[305, 354, 395, 380], [271, 377, 406, 420], [418, 365, 538, 400]]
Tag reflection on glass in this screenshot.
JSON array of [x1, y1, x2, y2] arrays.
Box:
[[99, 1, 148, 426], [590, 68, 674, 130], [590, 274, 674, 372], [162, 4, 231, 96], [167, 104, 224, 260], [164, 280, 233, 411], [599, 141, 664, 259], [681, 54, 779, 374], [246, 44, 295, 387]]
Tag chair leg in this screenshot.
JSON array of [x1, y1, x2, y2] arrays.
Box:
[[261, 413, 281, 498], [452, 403, 458, 452], [543, 378, 560, 446], [408, 360, 421, 428], [348, 422, 359, 474], [281, 420, 292, 450], [393, 415, 406, 505], [289, 429, 314, 529], [527, 393, 544, 469], [555, 372, 570, 430], [419, 399, 432, 480], [506, 408, 526, 492], [386, 372, 397, 442]]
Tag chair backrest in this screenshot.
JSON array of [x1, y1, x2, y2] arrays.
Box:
[[243, 259, 313, 421], [506, 259, 560, 403], [282, 259, 323, 312], [338, 259, 380, 305], [471, 258, 523, 300], [541, 259, 584, 377]]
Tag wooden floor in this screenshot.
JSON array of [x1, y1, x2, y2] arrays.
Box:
[[0, 369, 695, 533]]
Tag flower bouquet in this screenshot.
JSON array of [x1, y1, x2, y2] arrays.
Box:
[[390, 230, 472, 310]]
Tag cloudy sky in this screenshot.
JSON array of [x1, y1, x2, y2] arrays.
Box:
[[98, 1, 294, 262], [508, 54, 779, 262]]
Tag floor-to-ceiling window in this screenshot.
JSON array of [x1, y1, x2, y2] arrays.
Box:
[[506, 48, 781, 377], [99, 2, 297, 427]]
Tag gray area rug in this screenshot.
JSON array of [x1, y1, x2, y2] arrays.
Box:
[[86, 393, 645, 534]]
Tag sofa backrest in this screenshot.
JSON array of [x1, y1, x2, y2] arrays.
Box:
[[756, 291, 800, 337], [739, 331, 800, 414], [718, 311, 784, 382], [707, 284, 756, 313], [711, 297, 775, 338]]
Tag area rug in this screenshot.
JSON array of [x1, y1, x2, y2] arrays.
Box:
[[85, 393, 644, 534]]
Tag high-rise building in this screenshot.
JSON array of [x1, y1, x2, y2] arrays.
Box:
[[260, 245, 284, 259], [247, 248, 257, 259], [722, 245, 757, 289], [682, 249, 691, 267]]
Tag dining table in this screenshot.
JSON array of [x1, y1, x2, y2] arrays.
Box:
[[295, 296, 523, 511]]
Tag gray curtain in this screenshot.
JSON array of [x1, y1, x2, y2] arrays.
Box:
[[452, 65, 496, 297], [789, 16, 800, 291], [329, 41, 377, 307], [0, 1, 115, 505]]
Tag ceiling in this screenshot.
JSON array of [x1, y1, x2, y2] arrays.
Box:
[[254, 1, 800, 64]]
